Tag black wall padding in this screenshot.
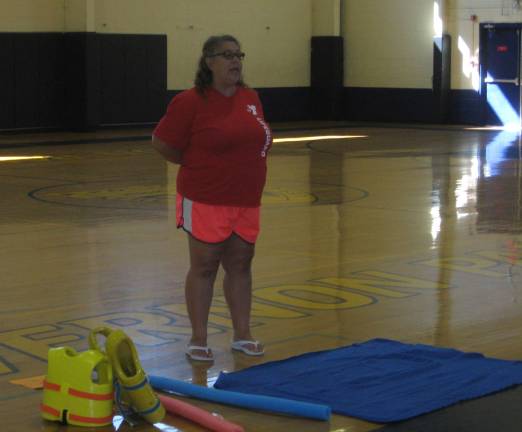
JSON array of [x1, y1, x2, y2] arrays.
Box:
[[256, 87, 311, 122], [15, 34, 40, 128], [147, 37, 168, 121], [126, 36, 150, 122], [63, 33, 100, 130], [99, 34, 167, 125], [449, 89, 482, 125], [310, 36, 343, 120], [0, 32, 166, 131], [38, 34, 65, 128], [433, 34, 451, 123], [100, 35, 126, 124], [0, 33, 64, 129], [344, 87, 434, 123], [0, 34, 15, 129]]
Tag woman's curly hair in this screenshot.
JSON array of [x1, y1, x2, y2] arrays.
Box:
[[195, 35, 246, 94]]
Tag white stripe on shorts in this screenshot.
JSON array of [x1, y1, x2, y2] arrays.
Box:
[[182, 197, 193, 233]]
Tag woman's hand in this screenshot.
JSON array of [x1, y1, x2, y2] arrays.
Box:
[[151, 135, 183, 164]]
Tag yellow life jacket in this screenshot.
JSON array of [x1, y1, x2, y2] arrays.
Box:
[[41, 346, 114, 427], [89, 326, 166, 424]]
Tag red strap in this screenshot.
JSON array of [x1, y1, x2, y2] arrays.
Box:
[[43, 380, 61, 392], [68, 413, 114, 425], [68, 387, 114, 401], [44, 379, 113, 401], [40, 403, 60, 417]]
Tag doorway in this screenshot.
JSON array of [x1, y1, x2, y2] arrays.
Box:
[[480, 23, 522, 128]]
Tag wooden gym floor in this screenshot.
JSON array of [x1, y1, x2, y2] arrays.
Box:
[[1, 123, 521, 431]]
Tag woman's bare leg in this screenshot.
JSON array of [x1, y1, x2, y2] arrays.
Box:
[[185, 235, 225, 359], [221, 234, 263, 353]]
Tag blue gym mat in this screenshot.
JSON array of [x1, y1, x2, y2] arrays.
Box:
[[214, 338, 522, 422]]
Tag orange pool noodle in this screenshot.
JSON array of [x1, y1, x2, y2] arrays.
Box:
[[158, 394, 244, 432]]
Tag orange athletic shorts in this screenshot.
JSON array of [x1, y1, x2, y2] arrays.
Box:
[[176, 194, 260, 244]]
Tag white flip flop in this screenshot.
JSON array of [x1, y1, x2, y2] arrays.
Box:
[[231, 340, 265, 356], [185, 345, 214, 362]]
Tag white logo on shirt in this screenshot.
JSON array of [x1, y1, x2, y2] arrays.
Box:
[[246, 104, 271, 158]]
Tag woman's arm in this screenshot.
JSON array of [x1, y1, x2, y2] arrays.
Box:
[[151, 135, 183, 164]]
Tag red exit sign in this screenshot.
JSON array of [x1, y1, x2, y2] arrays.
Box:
[[497, 45, 509, 52]]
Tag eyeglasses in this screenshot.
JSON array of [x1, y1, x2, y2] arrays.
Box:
[[208, 51, 246, 61]]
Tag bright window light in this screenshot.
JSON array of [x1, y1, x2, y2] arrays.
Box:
[[465, 126, 509, 131], [485, 73, 520, 130], [434, 2, 443, 38], [484, 130, 518, 177], [458, 36, 471, 79], [153, 423, 182, 431], [457, 36, 480, 91], [431, 202, 441, 247], [0, 156, 51, 162], [273, 135, 367, 143], [455, 156, 479, 213]]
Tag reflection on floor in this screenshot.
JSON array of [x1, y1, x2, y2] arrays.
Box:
[[0, 124, 521, 431]]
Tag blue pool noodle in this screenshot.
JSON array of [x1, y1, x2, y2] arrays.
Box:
[[149, 375, 331, 421]]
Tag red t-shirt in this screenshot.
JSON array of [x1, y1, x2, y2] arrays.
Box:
[[153, 86, 272, 207]]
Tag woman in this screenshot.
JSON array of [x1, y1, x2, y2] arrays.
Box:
[[151, 35, 272, 361]]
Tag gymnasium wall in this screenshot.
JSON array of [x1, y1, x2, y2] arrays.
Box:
[[312, 0, 341, 36], [446, 0, 522, 124], [0, 0, 64, 32], [449, 0, 522, 91], [0, 0, 313, 129], [342, 0, 439, 123], [341, 0, 522, 125], [0, 0, 312, 89], [93, 0, 313, 123], [343, 0, 434, 89], [2, 0, 521, 129], [92, 0, 312, 90]]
